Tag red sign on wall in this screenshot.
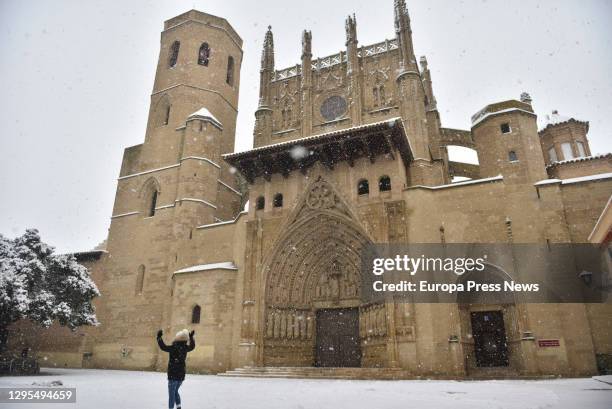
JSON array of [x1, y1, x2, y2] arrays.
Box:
[[538, 339, 560, 347]]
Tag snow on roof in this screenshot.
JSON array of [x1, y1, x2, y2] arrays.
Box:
[[546, 153, 611, 169], [540, 110, 588, 132], [173, 261, 238, 275], [534, 172, 612, 186], [471, 108, 535, 128], [224, 117, 403, 158], [188, 107, 223, 130]]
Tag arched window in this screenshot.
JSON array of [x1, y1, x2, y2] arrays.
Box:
[[135, 265, 145, 295], [379, 175, 391, 192], [163, 104, 171, 126], [168, 40, 180, 67], [226, 56, 235, 86], [273, 193, 283, 208], [357, 179, 369, 195], [256, 196, 265, 210], [147, 189, 158, 217], [191, 305, 201, 324], [508, 151, 518, 162], [198, 42, 210, 66]]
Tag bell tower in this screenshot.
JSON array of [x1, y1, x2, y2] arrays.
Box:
[[141, 10, 243, 223]]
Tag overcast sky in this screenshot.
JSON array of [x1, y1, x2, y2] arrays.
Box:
[[1, 0, 611, 253]]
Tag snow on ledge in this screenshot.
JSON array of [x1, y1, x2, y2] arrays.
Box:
[[111, 211, 140, 219], [534, 172, 612, 186], [176, 198, 217, 209], [196, 211, 247, 230], [407, 175, 503, 191], [173, 261, 238, 276]]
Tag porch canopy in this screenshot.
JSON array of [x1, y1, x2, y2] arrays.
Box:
[[223, 118, 412, 183]]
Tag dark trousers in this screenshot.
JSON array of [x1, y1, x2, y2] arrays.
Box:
[[168, 379, 183, 408]]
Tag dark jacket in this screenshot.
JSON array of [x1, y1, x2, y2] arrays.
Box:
[[157, 334, 195, 381]]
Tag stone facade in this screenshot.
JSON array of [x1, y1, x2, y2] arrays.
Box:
[[10, 2, 612, 377]]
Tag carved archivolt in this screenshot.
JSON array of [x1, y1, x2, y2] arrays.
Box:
[[263, 177, 372, 308]]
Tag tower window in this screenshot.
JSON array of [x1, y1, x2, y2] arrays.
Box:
[[273, 193, 283, 208], [357, 179, 369, 196], [148, 189, 158, 217], [191, 305, 201, 324], [226, 56, 235, 86], [198, 42, 210, 66], [576, 141, 586, 157], [561, 143, 574, 160], [168, 40, 180, 68], [500, 123, 511, 134], [508, 151, 518, 162], [135, 265, 145, 295], [548, 147, 558, 163], [163, 105, 171, 126], [256, 196, 265, 210], [379, 175, 391, 192]]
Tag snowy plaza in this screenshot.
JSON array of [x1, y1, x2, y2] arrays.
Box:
[[1, 368, 611, 409]]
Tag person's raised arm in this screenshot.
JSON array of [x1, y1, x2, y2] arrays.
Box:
[[187, 330, 196, 351], [157, 330, 171, 352]]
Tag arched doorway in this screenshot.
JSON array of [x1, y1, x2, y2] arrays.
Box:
[[260, 177, 374, 367], [456, 264, 519, 372]]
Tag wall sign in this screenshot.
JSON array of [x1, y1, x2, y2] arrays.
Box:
[[537, 339, 560, 347]]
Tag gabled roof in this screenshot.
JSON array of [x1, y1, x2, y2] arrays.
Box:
[[188, 107, 223, 130]]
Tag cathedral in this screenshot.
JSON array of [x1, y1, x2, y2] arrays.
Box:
[[13, 1, 612, 378]]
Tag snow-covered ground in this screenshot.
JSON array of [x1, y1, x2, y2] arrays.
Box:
[[1, 368, 611, 409]]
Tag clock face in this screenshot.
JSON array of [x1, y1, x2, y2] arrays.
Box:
[[320, 95, 347, 121]]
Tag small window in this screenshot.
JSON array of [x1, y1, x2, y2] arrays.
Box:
[[148, 190, 158, 217], [576, 141, 586, 157], [226, 56, 235, 86], [198, 42, 210, 66], [561, 143, 573, 160], [163, 105, 171, 126], [191, 305, 201, 324], [500, 123, 511, 134], [256, 196, 265, 210], [135, 265, 145, 295], [273, 193, 283, 208], [379, 176, 391, 192], [508, 151, 518, 162], [548, 147, 558, 163], [357, 179, 369, 195], [168, 40, 180, 68]]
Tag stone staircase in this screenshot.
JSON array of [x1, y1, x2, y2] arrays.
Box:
[[218, 366, 413, 380], [218, 366, 547, 380]]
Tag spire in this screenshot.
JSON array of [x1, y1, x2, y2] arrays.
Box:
[[302, 29, 312, 59], [420, 56, 437, 110], [345, 14, 357, 45], [257, 26, 274, 108], [394, 0, 417, 71], [261, 25, 274, 72], [394, 0, 411, 34]]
